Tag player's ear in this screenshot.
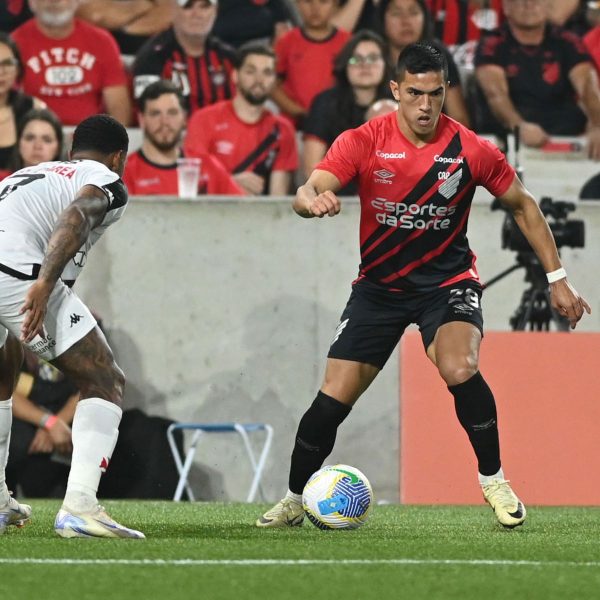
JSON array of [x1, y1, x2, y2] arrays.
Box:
[[389, 80, 400, 102]]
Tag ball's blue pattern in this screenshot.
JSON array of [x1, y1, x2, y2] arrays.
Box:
[[334, 477, 370, 518]]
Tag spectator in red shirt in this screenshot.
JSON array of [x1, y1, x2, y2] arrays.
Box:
[[123, 79, 244, 196], [475, 0, 600, 159], [11, 0, 131, 126], [272, 0, 351, 124], [184, 42, 298, 195], [132, 0, 236, 115]]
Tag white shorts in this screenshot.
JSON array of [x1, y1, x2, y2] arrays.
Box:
[[0, 273, 96, 361]]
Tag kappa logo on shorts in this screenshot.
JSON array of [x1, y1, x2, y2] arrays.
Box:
[[70, 313, 83, 327], [331, 318, 349, 345]]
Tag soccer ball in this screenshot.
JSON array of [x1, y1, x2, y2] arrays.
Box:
[[302, 464, 373, 530]]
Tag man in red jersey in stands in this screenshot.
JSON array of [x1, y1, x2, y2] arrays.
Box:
[[132, 0, 236, 115], [184, 42, 298, 196], [123, 80, 244, 196], [256, 43, 590, 531], [11, 0, 131, 126]]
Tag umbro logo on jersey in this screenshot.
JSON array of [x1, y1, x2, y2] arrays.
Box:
[[438, 168, 463, 199], [70, 313, 83, 327], [374, 169, 395, 185]]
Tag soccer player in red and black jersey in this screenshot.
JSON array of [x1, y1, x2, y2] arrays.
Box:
[[257, 43, 590, 530], [132, 0, 235, 116]]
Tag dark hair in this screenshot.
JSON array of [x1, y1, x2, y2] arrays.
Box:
[[138, 79, 185, 112], [8, 108, 64, 171], [329, 30, 392, 135], [71, 114, 129, 156], [395, 42, 448, 82], [234, 41, 275, 69], [0, 32, 23, 81], [375, 0, 434, 43]]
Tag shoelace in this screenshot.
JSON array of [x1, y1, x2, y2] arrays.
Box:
[[486, 480, 515, 506]]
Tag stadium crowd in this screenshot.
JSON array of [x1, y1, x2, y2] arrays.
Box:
[[1, 0, 599, 196]]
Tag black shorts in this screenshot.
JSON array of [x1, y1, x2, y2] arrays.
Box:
[[327, 279, 484, 369]]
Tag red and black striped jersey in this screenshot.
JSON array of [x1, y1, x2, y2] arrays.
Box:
[[317, 112, 515, 292], [132, 29, 236, 115], [427, 0, 504, 46]]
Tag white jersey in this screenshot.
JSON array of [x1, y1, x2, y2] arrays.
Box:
[[0, 159, 128, 284]]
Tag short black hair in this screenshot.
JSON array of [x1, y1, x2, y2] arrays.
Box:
[[138, 79, 185, 112], [71, 114, 129, 156], [234, 41, 275, 69], [395, 43, 448, 83]]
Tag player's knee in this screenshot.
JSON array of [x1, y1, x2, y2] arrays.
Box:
[[437, 355, 478, 387]]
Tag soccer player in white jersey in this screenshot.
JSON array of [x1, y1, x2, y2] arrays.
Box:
[[0, 114, 144, 539]]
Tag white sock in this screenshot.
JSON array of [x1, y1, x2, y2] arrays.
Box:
[[479, 467, 505, 486], [63, 398, 122, 513], [0, 398, 11, 506], [285, 489, 302, 504]]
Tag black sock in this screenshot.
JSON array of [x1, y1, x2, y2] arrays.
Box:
[[448, 371, 501, 476], [288, 391, 352, 494]]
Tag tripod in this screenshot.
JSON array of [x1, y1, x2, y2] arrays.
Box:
[[483, 252, 570, 331]]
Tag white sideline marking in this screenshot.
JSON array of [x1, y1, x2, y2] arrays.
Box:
[[0, 558, 599, 568]]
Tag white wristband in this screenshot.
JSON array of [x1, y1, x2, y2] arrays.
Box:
[[546, 267, 567, 283]]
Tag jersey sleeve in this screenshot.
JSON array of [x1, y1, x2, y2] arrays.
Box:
[[474, 29, 504, 68], [132, 36, 165, 98], [273, 118, 299, 172], [560, 29, 592, 72], [471, 136, 515, 197], [303, 90, 333, 144], [183, 108, 212, 158], [98, 29, 128, 87], [77, 162, 128, 225], [315, 127, 367, 186], [274, 32, 290, 77]]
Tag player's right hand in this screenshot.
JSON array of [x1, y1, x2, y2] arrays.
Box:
[[309, 190, 341, 218], [19, 279, 53, 343]]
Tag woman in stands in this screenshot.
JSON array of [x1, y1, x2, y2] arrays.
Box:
[[0, 33, 46, 177], [0, 108, 63, 181], [302, 30, 392, 191]]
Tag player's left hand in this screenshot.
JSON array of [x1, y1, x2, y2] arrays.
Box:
[[19, 279, 54, 343], [586, 127, 600, 161], [549, 279, 591, 329]]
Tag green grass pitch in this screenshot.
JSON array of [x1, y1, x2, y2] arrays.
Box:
[[1, 501, 600, 600]]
